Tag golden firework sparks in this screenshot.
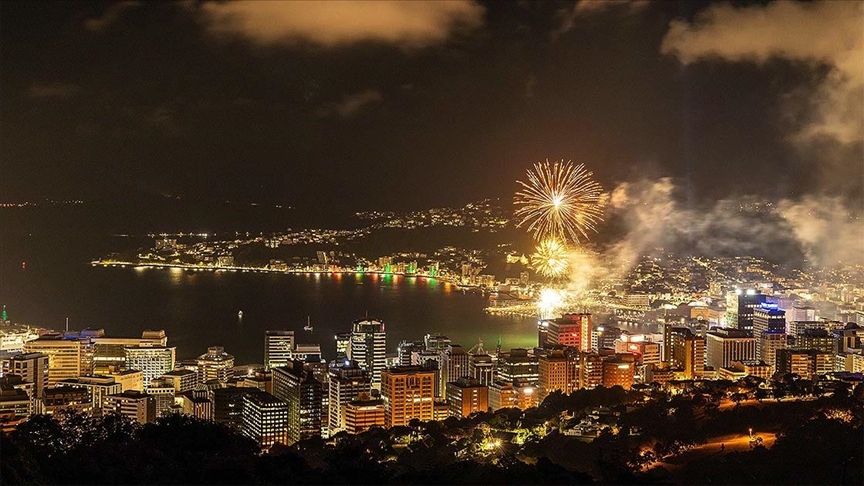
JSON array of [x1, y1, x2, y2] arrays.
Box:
[[531, 238, 570, 279], [514, 159, 605, 243]]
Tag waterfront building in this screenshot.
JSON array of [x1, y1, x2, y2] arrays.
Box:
[[445, 376, 488, 418], [240, 390, 289, 450], [103, 390, 155, 424], [706, 328, 756, 370], [273, 360, 323, 444], [381, 366, 435, 428], [539, 313, 592, 350], [424, 333, 451, 352], [124, 346, 176, 384], [264, 331, 295, 370], [327, 360, 371, 436], [23, 335, 94, 385], [348, 319, 386, 387], [196, 346, 235, 383], [91, 330, 168, 372]]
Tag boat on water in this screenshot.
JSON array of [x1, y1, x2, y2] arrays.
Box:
[[303, 316, 313, 332], [238, 310, 244, 319]]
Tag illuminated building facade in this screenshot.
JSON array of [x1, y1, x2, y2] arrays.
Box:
[[124, 346, 176, 384], [381, 366, 435, 428], [538, 348, 576, 401], [241, 390, 289, 449], [103, 390, 155, 424], [445, 376, 488, 418], [264, 331, 295, 370], [196, 346, 235, 383], [348, 319, 387, 387], [23, 335, 94, 385], [327, 360, 371, 436]]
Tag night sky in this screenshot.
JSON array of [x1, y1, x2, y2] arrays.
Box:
[[2, 1, 861, 212]]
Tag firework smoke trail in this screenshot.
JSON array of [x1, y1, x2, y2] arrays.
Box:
[[514, 159, 605, 244], [531, 238, 570, 279]]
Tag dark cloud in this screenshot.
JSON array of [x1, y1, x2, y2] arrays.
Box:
[[84, 1, 141, 32], [28, 82, 79, 99]]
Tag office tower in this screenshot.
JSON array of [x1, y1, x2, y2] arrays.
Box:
[[759, 331, 786, 372], [753, 304, 786, 358], [381, 366, 435, 428], [273, 360, 323, 443], [576, 352, 604, 389], [4, 352, 48, 400], [23, 335, 94, 385], [334, 332, 351, 360], [468, 352, 495, 385], [91, 330, 168, 372], [344, 393, 385, 434], [787, 305, 817, 329], [107, 369, 144, 392], [666, 328, 705, 380], [144, 378, 175, 417], [424, 334, 452, 352], [441, 344, 470, 391], [794, 329, 834, 353], [706, 328, 756, 370], [0, 378, 31, 432], [160, 369, 198, 393], [615, 339, 661, 367], [103, 390, 155, 424], [264, 331, 295, 370], [124, 346, 175, 384], [348, 319, 386, 387], [775, 349, 833, 379], [726, 289, 767, 331], [488, 381, 537, 411], [56, 375, 122, 417], [538, 348, 576, 402], [196, 346, 235, 383], [397, 340, 424, 366], [213, 386, 252, 428], [327, 360, 371, 436], [240, 390, 289, 449], [539, 314, 592, 349], [602, 354, 636, 389], [446, 376, 488, 418], [291, 344, 323, 363], [495, 348, 539, 385], [176, 390, 212, 420]]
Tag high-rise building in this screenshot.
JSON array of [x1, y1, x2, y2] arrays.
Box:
[[327, 360, 371, 436], [424, 333, 451, 352], [381, 366, 435, 428], [145, 378, 177, 417], [23, 335, 95, 385], [576, 352, 604, 389], [264, 331, 295, 370], [602, 354, 636, 389], [538, 348, 576, 402], [706, 328, 756, 370], [56, 375, 122, 417], [496, 348, 539, 385], [759, 331, 787, 373], [775, 349, 833, 378], [334, 332, 351, 360], [3, 352, 49, 400], [91, 330, 168, 372], [539, 314, 592, 350], [103, 390, 156, 424], [487, 380, 537, 411], [468, 352, 495, 386], [124, 346, 176, 384], [240, 390, 289, 450], [273, 360, 323, 444], [397, 340, 424, 367], [344, 393, 385, 434], [794, 329, 835, 353], [107, 369, 144, 392], [0, 378, 31, 432], [666, 328, 705, 380], [213, 386, 252, 428], [348, 319, 386, 387], [446, 376, 488, 418], [753, 304, 786, 358], [160, 369, 198, 393], [440, 344, 470, 391], [196, 346, 235, 383], [725, 289, 768, 331]]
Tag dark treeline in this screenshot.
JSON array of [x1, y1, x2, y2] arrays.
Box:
[[2, 384, 862, 485]]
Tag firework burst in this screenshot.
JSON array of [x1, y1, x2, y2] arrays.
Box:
[[531, 238, 570, 279], [514, 159, 605, 243]]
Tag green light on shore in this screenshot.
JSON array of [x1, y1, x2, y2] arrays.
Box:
[[1, 305, 7, 321]]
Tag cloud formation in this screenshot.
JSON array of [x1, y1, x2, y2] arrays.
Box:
[[317, 90, 383, 118], [28, 83, 79, 99], [554, 0, 649, 39], [84, 1, 141, 32], [198, 1, 484, 47], [661, 0, 864, 145]]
